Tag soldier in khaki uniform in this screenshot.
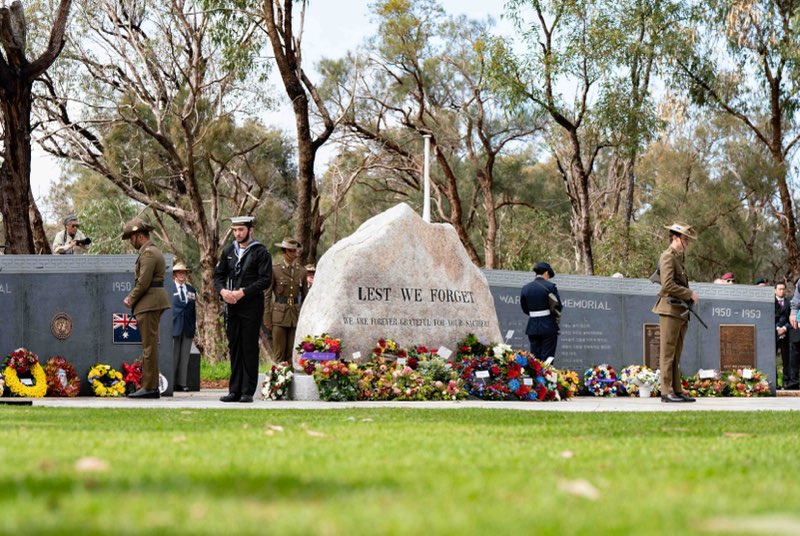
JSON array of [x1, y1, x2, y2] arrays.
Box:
[[652, 222, 700, 403], [265, 238, 308, 364], [122, 217, 171, 399]]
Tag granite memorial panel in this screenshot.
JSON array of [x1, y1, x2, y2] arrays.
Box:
[[484, 270, 775, 385], [0, 255, 174, 395]]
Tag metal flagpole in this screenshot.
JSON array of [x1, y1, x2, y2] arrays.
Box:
[[423, 134, 431, 222]]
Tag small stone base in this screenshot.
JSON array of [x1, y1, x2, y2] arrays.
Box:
[[291, 373, 320, 401]]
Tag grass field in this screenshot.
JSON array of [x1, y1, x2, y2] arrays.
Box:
[[1, 408, 798, 535]]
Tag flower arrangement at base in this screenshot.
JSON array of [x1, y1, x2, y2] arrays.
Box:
[[296, 333, 341, 360], [632, 367, 660, 397], [122, 361, 143, 395], [44, 356, 80, 397], [372, 338, 407, 361], [456, 333, 488, 359], [261, 364, 293, 400], [516, 352, 559, 401], [723, 368, 771, 397], [416, 356, 467, 401], [683, 374, 727, 397], [309, 360, 359, 401], [3, 348, 47, 398], [583, 364, 619, 397], [0, 370, 4, 396], [557, 369, 581, 400], [88, 364, 126, 397], [453, 354, 510, 400]]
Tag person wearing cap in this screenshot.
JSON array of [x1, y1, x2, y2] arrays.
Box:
[[721, 272, 735, 284], [305, 263, 316, 289], [52, 214, 89, 254], [520, 261, 562, 360], [171, 262, 196, 392], [755, 277, 768, 286], [213, 216, 272, 403], [265, 238, 308, 364], [122, 217, 171, 399], [652, 222, 700, 403]]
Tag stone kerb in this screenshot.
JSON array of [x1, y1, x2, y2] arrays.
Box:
[[293, 203, 502, 368]]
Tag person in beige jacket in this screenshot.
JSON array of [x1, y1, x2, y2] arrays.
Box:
[[122, 217, 171, 399], [652, 222, 700, 403], [265, 238, 308, 364]]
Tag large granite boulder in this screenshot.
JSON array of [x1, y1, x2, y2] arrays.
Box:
[[293, 203, 502, 367]]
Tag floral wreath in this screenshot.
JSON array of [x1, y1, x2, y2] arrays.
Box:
[[261, 364, 294, 400], [88, 364, 126, 397], [3, 348, 47, 398], [44, 356, 81, 397], [296, 333, 342, 358], [122, 361, 143, 395], [372, 338, 407, 360], [0, 369, 5, 397], [583, 363, 619, 397]]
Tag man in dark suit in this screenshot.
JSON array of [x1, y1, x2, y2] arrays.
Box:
[[777, 282, 798, 389], [171, 262, 196, 392], [122, 217, 171, 399], [213, 216, 272, 403], [520, 261, 562, 360]]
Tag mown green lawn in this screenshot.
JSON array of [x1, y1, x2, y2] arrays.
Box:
[[1, 408, 798, 535]]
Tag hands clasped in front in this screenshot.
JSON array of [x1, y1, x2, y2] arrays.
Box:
[[221, 288, 245, 304]]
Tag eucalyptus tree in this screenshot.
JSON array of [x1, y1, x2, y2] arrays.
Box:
[[322, 0, 546, 268], [672, 0, 800, 280], [492, 0, 680, 274], [0, 0, 72, 253], [36, 0, 293, 359]]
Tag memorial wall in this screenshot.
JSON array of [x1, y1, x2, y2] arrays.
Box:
[[0, 255, 174, 395], [484, 270, 776, 383]]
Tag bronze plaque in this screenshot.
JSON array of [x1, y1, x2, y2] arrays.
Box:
[[50, 312, 73, 340], [719, 324, 756, 371], [643, 324, 660, 370]]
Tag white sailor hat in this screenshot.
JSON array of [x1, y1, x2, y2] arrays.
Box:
[[229, 216, 255, 227]]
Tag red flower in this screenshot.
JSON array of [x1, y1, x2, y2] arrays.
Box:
[[490, 365, 501, 376], [408, 357, 419, 370]]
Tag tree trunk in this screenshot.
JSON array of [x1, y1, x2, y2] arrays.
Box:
[[194, 248, 226, 362], [0, 81, 36, 254], [772, 159, 800, 280]]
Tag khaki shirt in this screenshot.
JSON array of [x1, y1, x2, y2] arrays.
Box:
[[652, 245, 694, 319], [126, 240, 171, 315], [265, 260, 308, 327]]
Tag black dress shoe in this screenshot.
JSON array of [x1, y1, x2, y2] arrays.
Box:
[[239, 394, 254, 403], [661, 393, 687, 403], [676, 392, 696, 402], [220, 393, 240, 402], [175, 385, 190, 392], [128, 388, 160, 399]]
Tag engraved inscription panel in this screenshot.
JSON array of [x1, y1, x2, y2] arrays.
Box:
[[719, 324, 756, 371], [643, 323, 660, 370]]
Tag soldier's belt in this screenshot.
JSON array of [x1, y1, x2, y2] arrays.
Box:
[[150, 282, 164, 288], [275, 296, 301, 305], [667, 298, 688, 307]]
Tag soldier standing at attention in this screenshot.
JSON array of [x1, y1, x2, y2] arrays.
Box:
[[652, 222, 700, 403], [122, 218, 170, 399], [214, 216, 272, 403], [265, 238, 307, 364]]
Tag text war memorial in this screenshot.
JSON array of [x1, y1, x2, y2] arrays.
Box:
[[0, 255, 174, 396], [485, 272, 776, 384]]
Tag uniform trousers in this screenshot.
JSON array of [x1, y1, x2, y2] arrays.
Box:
[[226, 302, 263, 396], [137, 310, 164, 390], [658, 314, 688, 395], [272, 325, 297, 364], [528, 333, 558, 360], [173, 333, 193, 387]]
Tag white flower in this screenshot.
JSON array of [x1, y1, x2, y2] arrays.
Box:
[[492, 343, 512, 357]]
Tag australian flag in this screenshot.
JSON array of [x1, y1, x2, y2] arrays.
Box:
[[113, 313, 141, 344]]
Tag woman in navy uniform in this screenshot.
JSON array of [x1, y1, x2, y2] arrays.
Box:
[[213, 216, 272, 403], [520, 261, 562, 360]]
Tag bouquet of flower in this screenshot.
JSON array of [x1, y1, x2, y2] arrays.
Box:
[[417, 356, 467, 401], [311, 360, 359, 401], [261, 364, 293, 400], [632, 367, 660, 397], [452, 354, 510, 401], [584, 364, 619, 397], [88, 364, 126, 397], [724, 368, 771, 397], [684, 375, 727, 397], [0, 370, 5, 396], [557, 369, 581, 400], [122, 361, 143, 395], [389, 365, 426, 401], [456, 333, 488, 358], [372, 338, 408, 361], [44, 356, 81, 397], [295, 333, 342, 359]]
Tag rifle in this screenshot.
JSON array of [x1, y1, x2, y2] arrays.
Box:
[[686, 301, 709, 329]]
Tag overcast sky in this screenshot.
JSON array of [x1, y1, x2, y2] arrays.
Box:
[[31, 1, 510, 222]]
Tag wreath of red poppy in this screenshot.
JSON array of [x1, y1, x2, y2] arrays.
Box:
[[44, 356, 81, 397]]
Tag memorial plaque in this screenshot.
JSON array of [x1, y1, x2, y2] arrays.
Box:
[[719, 324, 756, 371], [643, 324, 660, 370]]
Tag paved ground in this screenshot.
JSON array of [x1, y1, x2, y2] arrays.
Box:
[[5, 389, 800, 411]]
